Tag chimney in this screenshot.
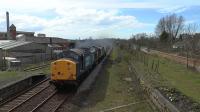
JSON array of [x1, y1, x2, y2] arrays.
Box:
[[6, 12, 9, 33], [50, 38, 52, 44]]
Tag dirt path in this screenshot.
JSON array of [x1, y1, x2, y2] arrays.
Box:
[[149, 50, 200, 71]]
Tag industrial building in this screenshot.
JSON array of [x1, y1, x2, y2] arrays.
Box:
[[0, 11, 75, 70], [0, 37, 72, 70], [0, 40, 49, 70]]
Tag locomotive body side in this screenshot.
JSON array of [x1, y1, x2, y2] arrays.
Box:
[[50, 46, 107, 88], [90, 47, 99, 65], [50, 48, 94, 87], [92, 46, 102, 63]]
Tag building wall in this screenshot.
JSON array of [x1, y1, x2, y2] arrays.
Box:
[[8, 42, 46, 53], [16, 32, 34, 37], [0, 32, 7, 40], [0, 31, 34, 40], [6, 42, 48, 65], [0, 37, 69, 70], [18, 53, 51, 64], [20, 36, 69, 44]]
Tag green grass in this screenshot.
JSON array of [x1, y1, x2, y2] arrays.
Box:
[[80, 48, 154, 112], [22, 60, 52, 70], [0, 71, 23, 86], [134, 52, 200, 103], [41, 65, 51, 74], [0, 61, 51, 86], [0, 71, 18, 80]]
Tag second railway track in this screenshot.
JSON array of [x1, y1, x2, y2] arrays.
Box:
[[30, 91, 73, 112], [0, 79, 52, 112], [0, 78, 75, 112], [23, 64, 49, 72]]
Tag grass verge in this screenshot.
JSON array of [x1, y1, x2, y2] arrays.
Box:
[[133, 51, 200, 103], [0, 61, 51, 86], [80, 48, 154, 112]]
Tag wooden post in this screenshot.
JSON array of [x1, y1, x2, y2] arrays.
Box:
[[152, 60, 154, 70], [156, 60, 160, 73], [3, 50, 7, 71], [187, 48, 188, 68], [146, 55, 149, 67]]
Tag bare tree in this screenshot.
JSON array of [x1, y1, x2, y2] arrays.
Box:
[[186, 23, 198, 35], [155, 18, 166, 36], [184, 23, 199, 68], [155, 14, 185, 43]]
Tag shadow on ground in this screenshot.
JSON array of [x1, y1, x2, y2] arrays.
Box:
[[81, 58, 112, 107]]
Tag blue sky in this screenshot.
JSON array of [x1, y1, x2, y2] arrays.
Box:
[[0, 0, 200, 39]]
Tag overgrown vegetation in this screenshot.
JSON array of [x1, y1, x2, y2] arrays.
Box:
[[117, 39, 200, 111], [133, 51, 200, 103], [134, 52, 200, 111]]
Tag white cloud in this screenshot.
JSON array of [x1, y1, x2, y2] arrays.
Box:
[[41, 8, 151, 39], [0, 0, 153, 39], [0, 0, 164, 11], [1, 0, 198, 39], [158, 6, 188, 13]]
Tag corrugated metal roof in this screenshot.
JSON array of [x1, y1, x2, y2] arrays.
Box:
[[0, 40, 31, 50]]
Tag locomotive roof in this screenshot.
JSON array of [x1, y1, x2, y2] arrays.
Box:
[[93, 45, 104, 48], [91, 46, 99, 49], [92, 46, 104, 51], [80, 47, 92, 52], [70, 48, 91, 56], [70, 49, 84, 55], [61, 58, 79, 64]]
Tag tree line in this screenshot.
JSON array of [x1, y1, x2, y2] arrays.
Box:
[[130, 13, 200, 69]]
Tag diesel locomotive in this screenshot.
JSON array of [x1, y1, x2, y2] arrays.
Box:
[[50, 46, 106, 88]]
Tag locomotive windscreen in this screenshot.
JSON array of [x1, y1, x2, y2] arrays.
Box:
[[62, 51, 79, 61]]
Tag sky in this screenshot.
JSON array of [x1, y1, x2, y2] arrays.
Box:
[[0, 0, 200, 39]]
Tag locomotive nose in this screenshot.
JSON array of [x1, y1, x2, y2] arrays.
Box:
[[51, 59, 77, 81]]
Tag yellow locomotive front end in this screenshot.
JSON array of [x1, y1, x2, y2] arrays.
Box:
[[50, 59, 78, 87]]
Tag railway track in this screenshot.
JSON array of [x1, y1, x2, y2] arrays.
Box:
[[0, 78, 74, 112], [0, 79, 53, 112], [30, 92, 73, 112], [23, 64, 49, 72], [0, 78, 50, 106]]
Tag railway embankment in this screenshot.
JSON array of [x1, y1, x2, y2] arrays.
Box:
[[129, 63, 180, 112], [131, 49, 200, 112]]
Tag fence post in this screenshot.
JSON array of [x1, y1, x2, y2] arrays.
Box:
[[157, 60, 160, 73], [152, 60, 154, 70], [146, 55, 149, 67]]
